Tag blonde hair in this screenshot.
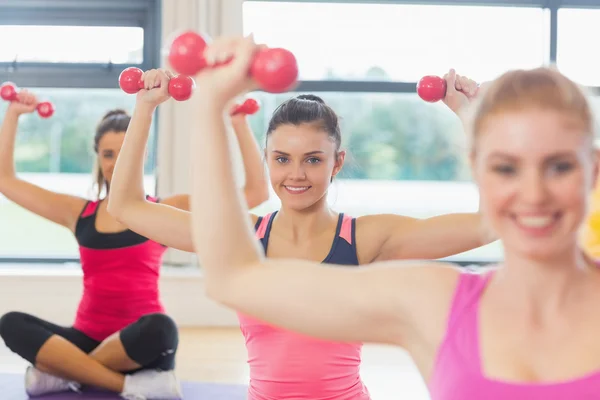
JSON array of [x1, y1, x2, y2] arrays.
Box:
[[466, 67, 595, 153]]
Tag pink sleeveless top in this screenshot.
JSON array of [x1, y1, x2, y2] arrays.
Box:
[[72, 197, 167, 341], [236, 213, 371, 399], [429, 270, 600, 399]]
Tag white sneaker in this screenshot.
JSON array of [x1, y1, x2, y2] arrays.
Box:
[[24, 366, 81, 396], [121, 369, 182, 400]]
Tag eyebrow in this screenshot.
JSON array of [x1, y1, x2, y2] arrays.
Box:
[[272, 150, 325, 156], [488, 151, 576, 161]]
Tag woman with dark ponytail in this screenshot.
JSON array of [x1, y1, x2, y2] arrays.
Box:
[[107, 59, 493, 397], [0, 69, 269, 399], [0, 96, 183, 398]]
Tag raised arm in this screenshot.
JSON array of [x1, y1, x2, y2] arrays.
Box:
[[348, 70, 491, 262], [108, 69, 269, 252], [230, 110, 269, 209], [358, 212, 493, 262], [188, 36, 460, 346], [108, 69, 195, 250], [0, 92, 86, 232]]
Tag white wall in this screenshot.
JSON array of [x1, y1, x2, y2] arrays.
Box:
[[0, 266, 238, 327]]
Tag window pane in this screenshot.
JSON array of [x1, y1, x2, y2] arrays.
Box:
[[557, 8, 600, 86], [0, 89, 156, 259], [243, 2, 548, 82], [0, 26, 144, 64], [247, 91, 501, 263]]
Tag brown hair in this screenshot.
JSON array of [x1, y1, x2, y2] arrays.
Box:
[[266, 94, 341, 152], [92, 109, 130, 199], [468, 66, 594, 154]]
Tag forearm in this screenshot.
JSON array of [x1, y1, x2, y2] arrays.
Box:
[[190, 98, 264, 286], [108, 104, 154, 216], [0, 110, 19, 183], [231, 117, 269, 208]]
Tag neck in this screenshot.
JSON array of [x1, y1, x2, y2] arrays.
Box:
[[495, 244, 595, 312], [276, 197, 337, 242]]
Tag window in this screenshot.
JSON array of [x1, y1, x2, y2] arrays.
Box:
[[242, 1, 546, 264], [0, 0, 160, 262], [248, 92, 469, 181], [557, 8, 600, 86], [0, 89, 156, 259], [243, 2, 549, 82], [246, 90, 501, 263], [0, 25, 145, 64]]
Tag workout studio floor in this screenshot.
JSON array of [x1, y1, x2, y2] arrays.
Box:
[[0, 327, 430, 399]]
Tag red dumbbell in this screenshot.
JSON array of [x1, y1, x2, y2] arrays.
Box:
[[417, 75, 447, 103], [0, 82, 55, 118], [118, 67, 196, 102], [231, 98, 260, 116], [168, 31, 298, 94]]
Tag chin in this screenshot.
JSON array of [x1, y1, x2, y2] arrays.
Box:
[[505, 237, 577, 262]]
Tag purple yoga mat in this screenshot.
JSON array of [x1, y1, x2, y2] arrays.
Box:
[[0, 373, 247, 399]]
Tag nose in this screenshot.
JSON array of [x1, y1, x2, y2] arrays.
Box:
[[520, 170, 549, 205], [288, 162, 307, 181]]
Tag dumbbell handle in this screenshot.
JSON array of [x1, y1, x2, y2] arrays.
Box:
[[231, 98, 260, 116], [168, 31, 298, 94], [0, 82, 55, 118], [417, 75, 481, 103], [119, 67, 195, 102]]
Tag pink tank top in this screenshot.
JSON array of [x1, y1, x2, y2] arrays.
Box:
[[236, 213, 371, 399], [429, 270, 600, 399], [72, 198, 167, 341]]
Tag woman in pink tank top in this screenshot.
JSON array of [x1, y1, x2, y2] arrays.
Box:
[[0, 73, 268, 400], [186, 36, 600, 400], [108, 65, 493, 398]]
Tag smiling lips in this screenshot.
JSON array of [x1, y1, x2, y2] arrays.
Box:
[[284, 185, 311, 195], [512, 213, 561, 236]]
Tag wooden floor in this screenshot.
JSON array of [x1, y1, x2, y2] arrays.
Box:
[[0, 327, 431, 399]]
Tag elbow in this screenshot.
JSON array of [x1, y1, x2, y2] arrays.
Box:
[[205, 281, 226, 304], [0, 174, 15, 193], [201, 261, 260, 306], [204, 275, 237, 307]]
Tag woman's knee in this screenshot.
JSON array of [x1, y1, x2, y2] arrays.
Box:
[[121, 313, 178, 353], [140, 313, 179, 349], [0, 311, 28, 344], [120, 313, 178, 368]]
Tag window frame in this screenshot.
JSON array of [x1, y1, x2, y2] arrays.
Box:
[[242, 0, 600, 266], [244, 0, 600, 95], [0, 0, 161, 264], [0, 0, 161, 89]]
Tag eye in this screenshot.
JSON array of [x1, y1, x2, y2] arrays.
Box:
[[550, 161, 574, 174], [306, 157, 321, 164], [492, 164, 515, 175], [275, 156, 289, 164]]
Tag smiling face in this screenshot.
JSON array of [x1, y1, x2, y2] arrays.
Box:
[[473, 109, 597, 261], [266, 123, 345, 211]]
